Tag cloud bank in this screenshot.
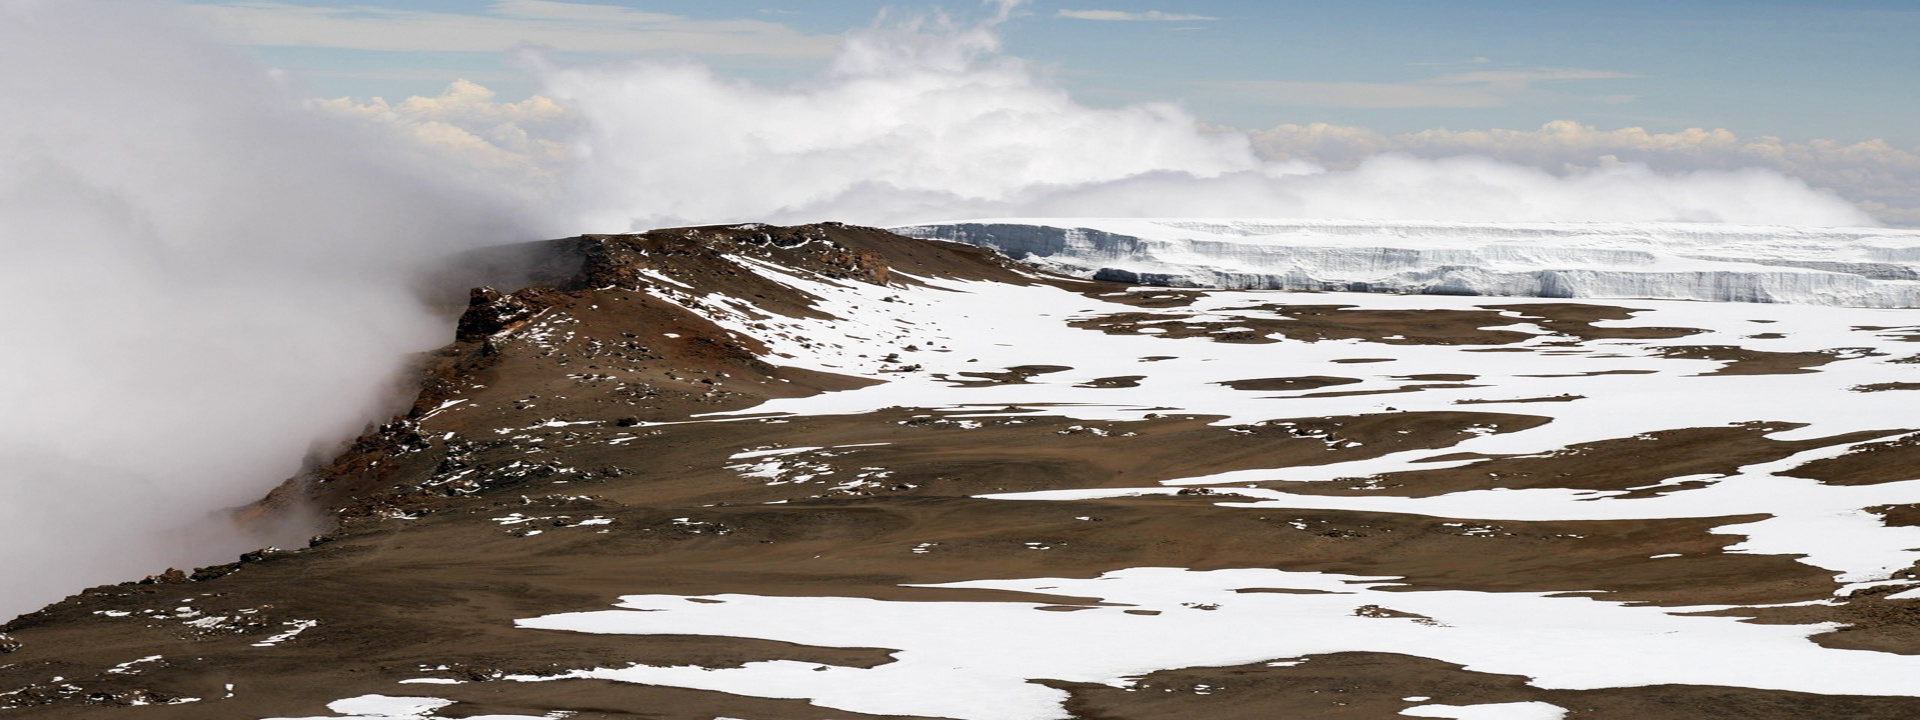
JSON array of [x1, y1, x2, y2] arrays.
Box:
[[326, 6, 1876, 231], [1252, 121, 1920, 226], [0, 0, 534, 619]]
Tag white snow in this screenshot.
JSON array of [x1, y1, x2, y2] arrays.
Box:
[[251, 619, 317, 647], [261, 693, 557, 719], [263, 695, 452, 719], [513, 567, 1920, 720], [416, 399, 467, 421], [896, 219, 1920, 307], [1402, 701, 1569, 719], [728, 446, 824, 459], [106, 655, 162, 675]]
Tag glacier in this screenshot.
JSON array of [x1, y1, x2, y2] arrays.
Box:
[[892, 218, 1920, 307]]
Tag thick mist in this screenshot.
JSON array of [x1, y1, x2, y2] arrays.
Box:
[[0, 1, 536, 620]]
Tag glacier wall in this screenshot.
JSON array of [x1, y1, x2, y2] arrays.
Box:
[[893, 219, 1920, 307]]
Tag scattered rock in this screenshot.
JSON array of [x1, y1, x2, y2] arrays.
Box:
[[140, 568, 187, 585], [239, 547, 286, 564]]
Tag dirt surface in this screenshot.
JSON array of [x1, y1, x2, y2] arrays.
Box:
[[1656, 344, 1865, 375], [1072, 304, 1549, 346], [1273, 422, 1907, 499], [1046, 653, 1920, 719], [1479, 302, 1705, 341], [1218, 376, 1364, 391], [1782, 431, 1920, 486], [5, 222, 1919, 719]]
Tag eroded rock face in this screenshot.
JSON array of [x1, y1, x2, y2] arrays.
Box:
[[7, 221, 1920, 719], [569, 224, 894, 292], [454, 286, 539, 342]]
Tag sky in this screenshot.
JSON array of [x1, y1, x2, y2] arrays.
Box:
[[186, 0, 1920, 146]]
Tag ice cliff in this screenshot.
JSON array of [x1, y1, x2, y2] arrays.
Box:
[[893, 219, 1920, 307]]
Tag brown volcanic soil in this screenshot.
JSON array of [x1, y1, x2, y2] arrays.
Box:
[[0, 493, 1839, 717], [1655, 345, 1862, 375], [4, 223, 1917, 719], [1274, 422, 1909, 499], [1783, 431, 1920, 486], [1218, 376, 1364, 391], [1479, 302, 1705, 341], [1071, 304, 1548, 346], [1046, 653, 1920, 719], [1870, 504, 1920, 527]]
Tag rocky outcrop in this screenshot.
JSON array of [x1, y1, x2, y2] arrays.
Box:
[[454, 286, 541, 342]]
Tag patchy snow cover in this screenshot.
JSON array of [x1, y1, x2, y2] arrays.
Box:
[[266, 695, 450, 719], [514, 567, 1920, 720], [895, 219, 1920, 307], [262, 693, 558, 719], [1402, 701, 1569, 719], [489, 237, 1920, 719], [251, 619, 317, 647], [659, 262, 1920, 598], [106, 655, 162, 675], [988, 441, 1920, 596]]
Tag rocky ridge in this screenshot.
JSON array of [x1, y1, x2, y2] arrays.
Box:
[[4, 222, 1920, 719]]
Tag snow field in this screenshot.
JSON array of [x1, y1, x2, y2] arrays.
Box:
[[897, 219, 1920, 307], [476, 244, 1920, 719]]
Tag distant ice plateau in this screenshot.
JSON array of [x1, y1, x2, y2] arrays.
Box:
[[894, 219, 1920, 307]]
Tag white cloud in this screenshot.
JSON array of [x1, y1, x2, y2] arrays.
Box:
[[1057, 9, 1217, 21], [304, 10, 1891, 230], [183, 0, 839, 57], [503, 13, 1867, 230], [1251, 120, 1920, 226], [540, 40, 1256, 231], [0, 0, 540, 620], [317, 79, 576, 204]]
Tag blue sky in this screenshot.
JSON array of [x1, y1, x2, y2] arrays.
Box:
[[181, 0, 1920, 145]]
